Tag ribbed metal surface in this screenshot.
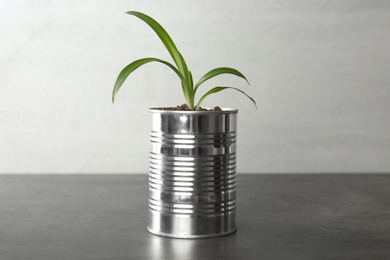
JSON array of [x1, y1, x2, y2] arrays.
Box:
[[148, 108, 238, 238]]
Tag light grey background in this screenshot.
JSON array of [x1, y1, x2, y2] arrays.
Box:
[[1, 0, 389, 174]]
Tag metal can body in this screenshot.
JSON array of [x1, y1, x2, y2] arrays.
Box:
[[148, 108, 238, 238]]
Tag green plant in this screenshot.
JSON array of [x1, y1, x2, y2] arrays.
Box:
[[112, 11, 256, 110]]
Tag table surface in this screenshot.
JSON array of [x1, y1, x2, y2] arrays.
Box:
[[0, 174, 389, 260]]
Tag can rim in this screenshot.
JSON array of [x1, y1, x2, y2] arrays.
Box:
[[149, 107, 238, 114], [147, 226, 237, 239]]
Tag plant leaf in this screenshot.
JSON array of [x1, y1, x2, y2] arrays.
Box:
[[194, 67, 250, 93], [178, 51, 192, 92], [112, 57, 185, 103], [195, 86, 257, 110], [126, 11, 191, 86]]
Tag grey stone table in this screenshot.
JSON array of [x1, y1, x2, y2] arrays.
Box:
[[0, 174, 389, 260]]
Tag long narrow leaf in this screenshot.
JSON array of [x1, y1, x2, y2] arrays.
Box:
[[181, 82, 192, 108], [187, 71, 195, 108], [126, 11, 191, 84], [178, 51, 192, 90], [194, 67, 250, 93], [112, 57, 185, 103], [196, 86, 257, 110]]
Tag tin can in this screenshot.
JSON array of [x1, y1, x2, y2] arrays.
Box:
[[147, 108, 238, 238]]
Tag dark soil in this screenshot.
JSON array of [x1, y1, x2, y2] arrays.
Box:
[[158, 104, 223, 111], [174, 104, 222, 111]]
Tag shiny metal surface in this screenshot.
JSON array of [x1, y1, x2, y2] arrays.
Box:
[[148, 108, 238, 238]]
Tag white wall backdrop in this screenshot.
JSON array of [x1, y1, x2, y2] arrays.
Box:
[[1, 0, 390, 173]]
